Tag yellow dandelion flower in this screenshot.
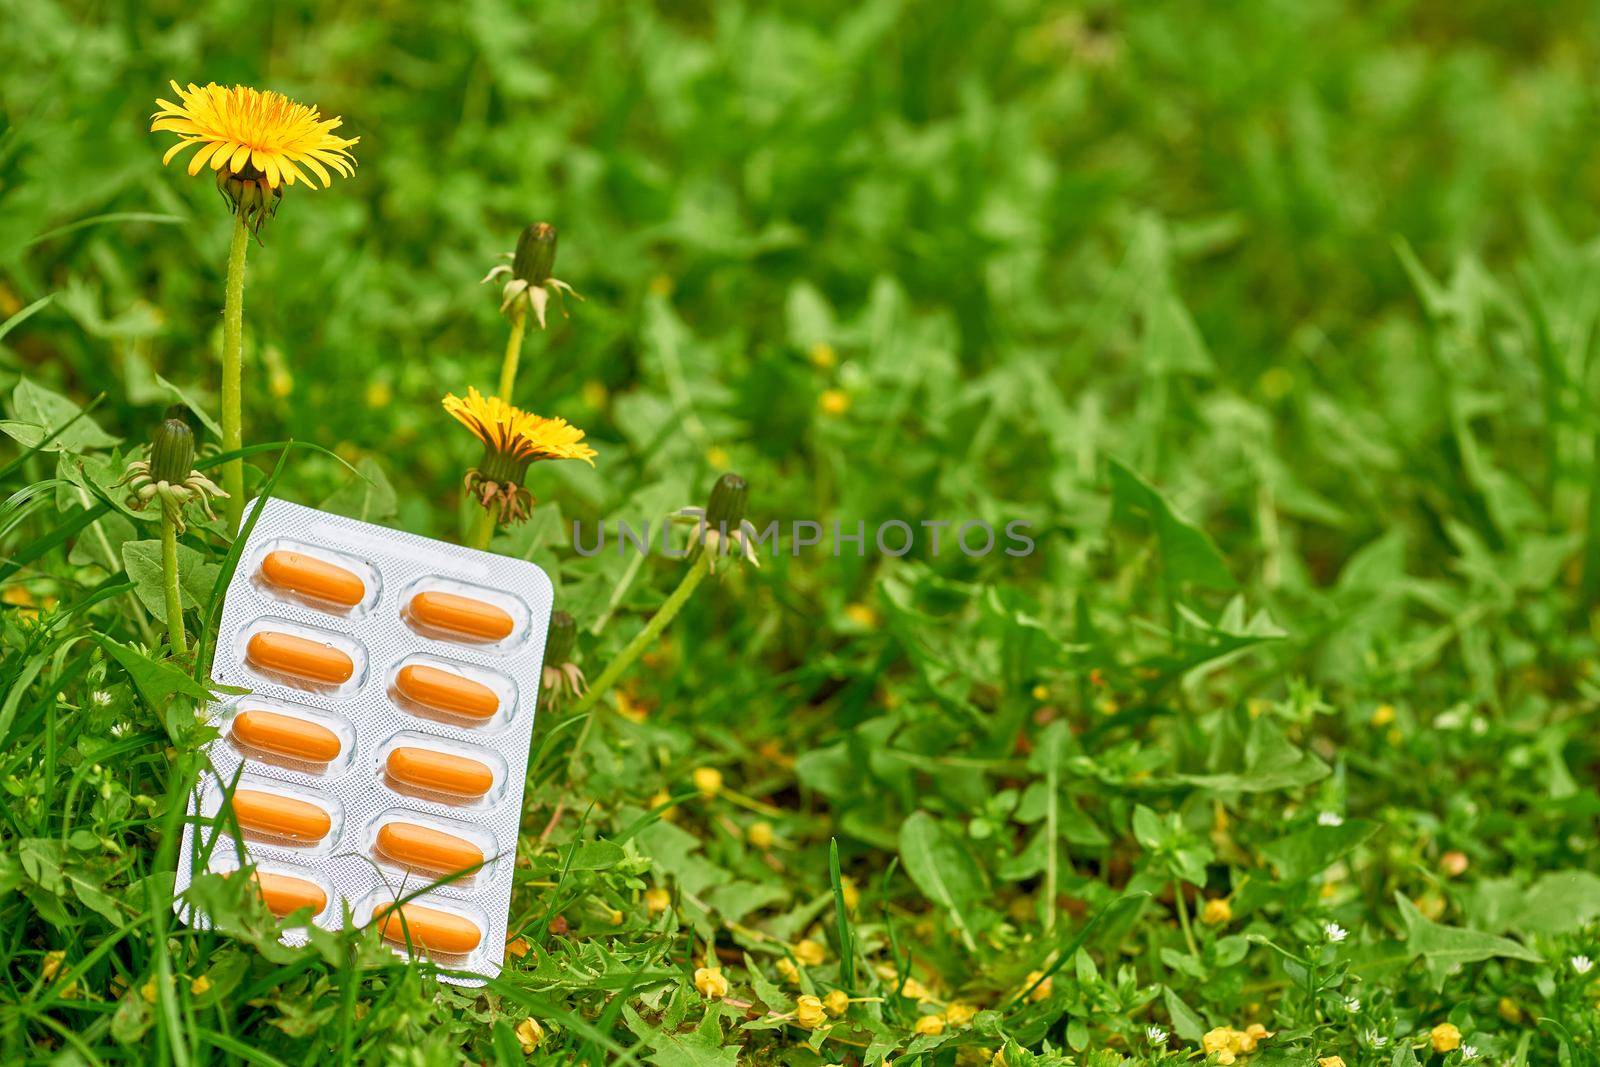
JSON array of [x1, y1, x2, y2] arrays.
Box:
[[443, 387, 597, 524], [151, 81, 357, 234]]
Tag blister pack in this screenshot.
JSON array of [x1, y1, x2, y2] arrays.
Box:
[[174, 497, 553, 983]]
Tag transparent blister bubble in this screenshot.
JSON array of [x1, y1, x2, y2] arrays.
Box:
[[174, 497, 553, 986]]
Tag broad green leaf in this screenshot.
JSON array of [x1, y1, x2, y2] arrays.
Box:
[[122, 539, 219, 615], [1108, 458, 1235, 590], [898, 811, 988, 951], [1260, 820, 1380, 884], [1163, 987, 1206, 1042], [318, 455, 397, 523], [1396, 893, 1540, 990], [95, 634, 213, 708], [2, 377, 119, 452]]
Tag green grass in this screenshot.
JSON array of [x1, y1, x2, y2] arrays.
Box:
[[5, 0, 1600, 1063]]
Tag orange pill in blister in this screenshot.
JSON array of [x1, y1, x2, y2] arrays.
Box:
[[260, 550, 366, 607], [395, 664, 499, 719], [228, 788, 332, 842], [375, 821, 485, 876], [250, 871, 328, 917], [408, 591, 515, 641], [231, 709, 342, 763], [247, 631, 355, 684], [386, 747, 495, 798], [376, 902, 482, 954]]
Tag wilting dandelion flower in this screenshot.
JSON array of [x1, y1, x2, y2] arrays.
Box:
[[152, 81, 358, 236], [483, 222, 582, 330], [675, 474, 762, 571], [1324, 922, 1348, 943], [1572, 955, 1594, 975], [540, 611, 585, 703], [118, 414, 227, 534], [443, 387, 596, 525]]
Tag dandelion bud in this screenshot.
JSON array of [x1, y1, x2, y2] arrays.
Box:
[[545, 611, 576, 665], [512, 223, 559, 287], [704, 473, 749, 533], [149, 412, 196, 486]]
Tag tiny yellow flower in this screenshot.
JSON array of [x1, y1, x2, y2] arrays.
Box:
[[1318, 1057, 1346, 1067], [141, 978, 159, 1004], [900, 976, 930, 1000], [42, 951, 64, 982], [795, 938, 826, 966], [365, 381, 392, 409], [1498, 996, 1523, 1023], [1031, 683, 1050, 702], [506, 937, 530, 958], [809, 342, 837, 369], [844, 602, 879, 628], [914, 1014, 945, 1036], [819, 388, 850, 415], [1371, 703, 1396, 727], [270, 369, 294, 398], [1021, 971, 1051, 1002], [1440, 850, 1469, 877], [1430, 1022, 1461, 1053], [516, 1017, 544, 1053], [707, 446, 730, 469], [1203, 1028, 1239, 1064], [746, 821, 775, 849], [794, 994, 827, 1029], [645, 887, 671, 915], [694, 966, 730, 1000], [945, 1002, 977, 1027], [824, 989, 850, 1016], [692, 766, 723, 798], [1202, 897, 1233, 925], [840, 876, 860, 911], [1237, 1023, 1271, 1051], [190, 975, 212, 995], [777, 958, 800, 984], [650, 789, 676, 820]]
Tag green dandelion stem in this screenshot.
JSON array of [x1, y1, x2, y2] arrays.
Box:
[[220, 211, 249, 531], [160, 501, 187, 655], [497, 301, 529, 401], [571, 550, 712, 717], [467, 508, 496, 552]]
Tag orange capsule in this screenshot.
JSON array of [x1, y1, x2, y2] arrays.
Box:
[[395, 664, 499, 719], [231, 709, 342, 763], [250, 871, 328, 917], [259, 550, 366, 607], [375, 821, 485, 876], [376, 902, 482, 954], [408, 591, 515, 641], [386, 747, 495, 798], [228, 788, 332, 842], [247, 631, 355, 684]]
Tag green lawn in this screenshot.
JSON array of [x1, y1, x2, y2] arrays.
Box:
[[4, 1, 1600, 1063]]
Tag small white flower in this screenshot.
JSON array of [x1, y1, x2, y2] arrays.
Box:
[[1365, 1030, 1389, 1048], [91, 689, 113, 708], [1461, 1046, 1479, 1061], [1317, 811, 1344, 827], [1572, 955, 1594, 976], [1324, 921, 1348, 943], [109, 722, 130, 739], [1344, 996, 1362, 1012], [1146, 1026, 1167, 1044]]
